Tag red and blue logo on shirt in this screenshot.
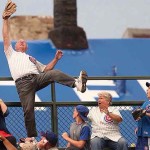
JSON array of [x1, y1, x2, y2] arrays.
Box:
[[104, 115, 113, 123]]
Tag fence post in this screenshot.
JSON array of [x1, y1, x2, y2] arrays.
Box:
[[51, 83, 58, 135]]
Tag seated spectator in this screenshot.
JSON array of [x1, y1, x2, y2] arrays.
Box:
[[0, 99, 17, 150], [88, 91, 128, 150], [19, 130, 58, 150], [0, 134, 17, 150], [62, 105, 91, 150]]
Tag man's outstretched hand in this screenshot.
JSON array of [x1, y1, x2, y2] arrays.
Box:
[[2, 0, 17, 20]]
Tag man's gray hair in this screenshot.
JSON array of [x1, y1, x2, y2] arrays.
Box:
[[97, 91, 112, 102]]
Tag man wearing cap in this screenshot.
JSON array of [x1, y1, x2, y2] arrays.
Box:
[[62, 105, 91, 150], [88, 91, 128, 150], [135, 82, 150, 150], [19, 131, 58, 150]]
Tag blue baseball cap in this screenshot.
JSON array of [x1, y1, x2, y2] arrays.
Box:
[[146, 82, 150, 87], [76, 105, 89, 121], [40, 131, 58, 146]]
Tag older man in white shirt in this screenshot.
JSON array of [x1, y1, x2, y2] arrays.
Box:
[[2, 0, 88, 139]]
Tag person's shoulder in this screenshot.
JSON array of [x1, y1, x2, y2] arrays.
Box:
[[81, 124, 91, 135], [89, 106, 99, 112], [109, 106, 120, 111], [70, 122, 76, 127], [82, 124, 90, 130], [81, 122, 90, 130], [4, 44, 15, 57], [88, 107, 99, 117]]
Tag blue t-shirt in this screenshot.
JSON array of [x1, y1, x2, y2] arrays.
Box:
[[137, 100, 150, 137]]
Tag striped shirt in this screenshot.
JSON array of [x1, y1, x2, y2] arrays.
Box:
[[5, 45, 46, 81], [88, 106, 122, 142]]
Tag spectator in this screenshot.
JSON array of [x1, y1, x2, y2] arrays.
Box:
[[88, 91, 128, 150], [19, 130, 58, 150], [62, 105, 91, 150], [0, 99, 17, 150], [0, 134, 17, 150], [135, 82, 150, 150], [2, 0, 88, 139]]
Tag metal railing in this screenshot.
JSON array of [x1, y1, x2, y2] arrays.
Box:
[[1, 76, 149, 147]]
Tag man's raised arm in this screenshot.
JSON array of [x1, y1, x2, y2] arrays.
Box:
[[2, 0, 16, 52], [2, 19, 11, 51]]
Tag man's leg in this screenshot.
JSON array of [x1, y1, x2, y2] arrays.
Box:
[[91, 137, 106, 150], [117, 137, 128, 150], [16, 77, 37, 137], [36, 69, 87, 93], [107, 140, 117, 150]]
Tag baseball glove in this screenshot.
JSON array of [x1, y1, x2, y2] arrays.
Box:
[[132, 108, 146, 121], [2, 0, 17, 20]]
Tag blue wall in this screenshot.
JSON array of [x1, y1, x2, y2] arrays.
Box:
[[1, 39, 149, 145], [0, 39, 150, 102]]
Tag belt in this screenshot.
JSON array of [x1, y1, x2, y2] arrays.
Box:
[[15, 74, 36, 83]]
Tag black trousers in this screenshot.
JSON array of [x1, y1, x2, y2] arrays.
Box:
[[15, 69, 75, 137]]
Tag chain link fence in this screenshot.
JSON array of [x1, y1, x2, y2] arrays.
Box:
[[1, 76, 147, 149], [5, 102, 141, 148]]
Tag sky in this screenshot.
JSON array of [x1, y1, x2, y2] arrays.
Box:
[[1, 0, 150, 40]]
